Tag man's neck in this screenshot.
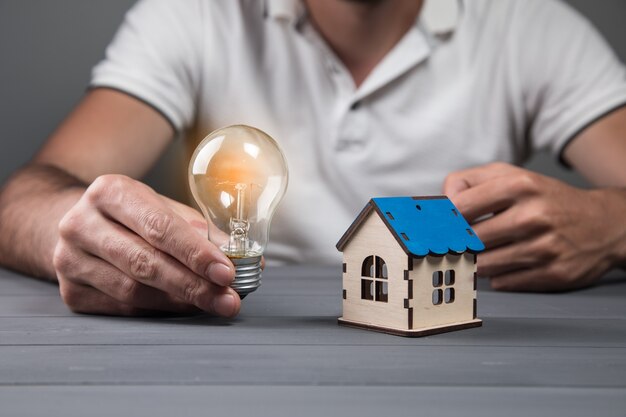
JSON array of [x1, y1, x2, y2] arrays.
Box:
[[304, 0, 424, 88]]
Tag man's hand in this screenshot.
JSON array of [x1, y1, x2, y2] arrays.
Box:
[[53, 174, 240, 316], [443, 162, 626, 292]]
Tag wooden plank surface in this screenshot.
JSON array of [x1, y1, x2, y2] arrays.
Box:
[[1, 386, 625, 417], [1, 266, 625, 416], [2, 316, 626, 347], [4, 267, 626, 319], [2, 345, 625, 386]]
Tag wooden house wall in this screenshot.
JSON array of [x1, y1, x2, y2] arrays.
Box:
[[341, 212, 409, 330], [408, 253, 477, 329]]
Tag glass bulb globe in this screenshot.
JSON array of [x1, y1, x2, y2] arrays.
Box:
[[188, 125, 289, 298]]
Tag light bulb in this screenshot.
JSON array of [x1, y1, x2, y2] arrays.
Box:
[[188, 125, 289, 298]]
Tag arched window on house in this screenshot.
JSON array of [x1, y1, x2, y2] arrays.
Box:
[[361, 256, 388, 302]]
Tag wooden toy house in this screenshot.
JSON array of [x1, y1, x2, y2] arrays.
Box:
[[336, 196, 485, 337]]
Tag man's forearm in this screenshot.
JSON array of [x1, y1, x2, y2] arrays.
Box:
[[0, 164, 86, 280], [600, 187, 626, 270]]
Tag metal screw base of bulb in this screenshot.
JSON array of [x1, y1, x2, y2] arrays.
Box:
[[229, 255, 262, 299]]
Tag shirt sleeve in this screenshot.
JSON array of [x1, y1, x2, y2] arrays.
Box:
[[90, 0, 203, 133], [514, 0, 626, 164]]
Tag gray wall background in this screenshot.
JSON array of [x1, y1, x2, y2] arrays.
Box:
[[1, 0, 625, 197]]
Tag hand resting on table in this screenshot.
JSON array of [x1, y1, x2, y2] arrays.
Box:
[[444, 162, 626, 292]]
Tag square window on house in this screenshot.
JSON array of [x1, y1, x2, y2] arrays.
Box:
[[445, 288, 455, 303], [445, 269, 455, 285], [432, 271, 443, 287], [432, 289, 443, 305]]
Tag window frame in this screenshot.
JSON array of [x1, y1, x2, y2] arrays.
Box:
[[432, 268, 456, 305], [360, 256, 388, 303]]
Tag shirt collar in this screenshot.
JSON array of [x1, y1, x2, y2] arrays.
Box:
[[265, 0, 306, 23], [265, 0, 461, 36]]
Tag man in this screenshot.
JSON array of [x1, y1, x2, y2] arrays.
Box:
[[0, 0, 625, 317]]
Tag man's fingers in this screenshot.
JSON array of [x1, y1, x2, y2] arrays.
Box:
[[448, 180, 515, 223], [485, 232, 595, 292], [94, 223, 240, 316], [471, 204, 552, 248], [447, 167, 548, 224], [489, 267, 568, 293], [488, 269, 550, 292], [161, 194, 209, 236], [57, 210, 240, 317], [477, 233, 560, 277], [443, 162, 520, 197], [59, 279, 164, 316], [58, 248, 201, 314], [85, 175, 234, 286]]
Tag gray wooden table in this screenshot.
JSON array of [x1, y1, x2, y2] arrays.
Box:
[[1, 265, 625, 416]]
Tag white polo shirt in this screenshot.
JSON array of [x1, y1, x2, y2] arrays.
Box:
[[91, 0, 626, 265]]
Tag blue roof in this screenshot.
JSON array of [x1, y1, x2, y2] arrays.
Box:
[[336, 196, 485, 257]]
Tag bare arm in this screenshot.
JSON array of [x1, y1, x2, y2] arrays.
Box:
[[0, 89, 172, 278], [0, 88, 239, 316], [444, 106, 626, 291], [0, 164, 85, 279], [563, 106, 626, 188], [559, 105, 626, 268]]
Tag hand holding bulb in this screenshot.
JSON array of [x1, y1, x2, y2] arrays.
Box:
[[53, 174, 241, 317], [189, 125, 289, 298]]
